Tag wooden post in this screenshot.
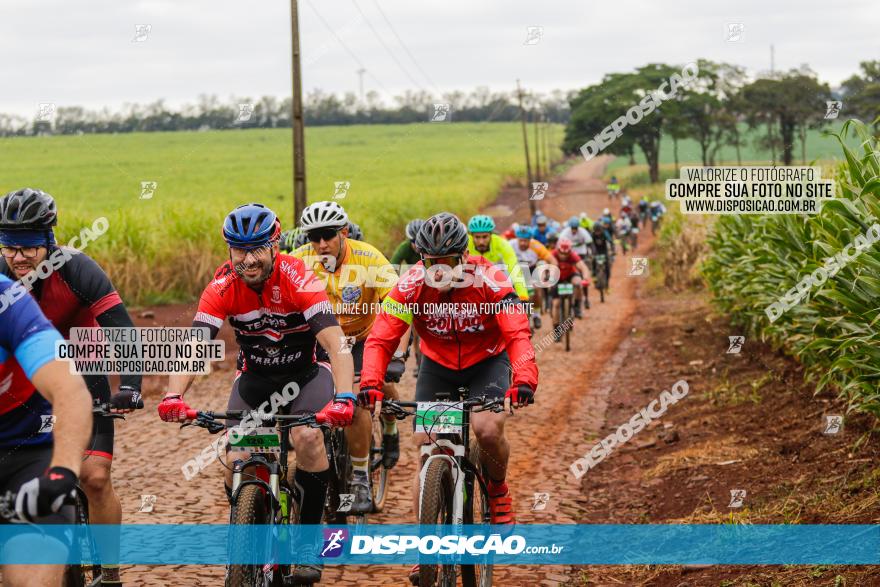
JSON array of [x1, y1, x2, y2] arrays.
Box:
[[517, 80, 535, 216], [291, 0, 307, 222]]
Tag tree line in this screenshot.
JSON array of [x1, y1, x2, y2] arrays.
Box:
[[563, 60, 880, 182], [0, 87, 573, 137]]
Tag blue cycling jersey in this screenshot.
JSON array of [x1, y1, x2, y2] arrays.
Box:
[[0, 273, 65, 449]]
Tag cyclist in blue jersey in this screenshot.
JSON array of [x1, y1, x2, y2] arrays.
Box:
[[0, 273, 93, 587]]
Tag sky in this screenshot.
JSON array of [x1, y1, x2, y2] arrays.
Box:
[[0, 0, 876, 117]]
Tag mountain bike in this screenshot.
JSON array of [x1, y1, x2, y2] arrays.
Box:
[[380, 392, 506, 587], [181, 407, 334, 586], [651, 213, 662, 235], [556, 281, 575, 352], [594, 255, 609, 303], [324, 417, 388, 523], [629, 225, 639, 250]]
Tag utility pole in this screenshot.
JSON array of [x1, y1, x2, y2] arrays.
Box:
[[357, 68, 366, 102], [517, 80, 535, 216], [533, 108, 541, 182], [291, 0, 307, 222]]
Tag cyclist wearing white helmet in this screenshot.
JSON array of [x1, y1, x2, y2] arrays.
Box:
[[293, 201, 406, 517]]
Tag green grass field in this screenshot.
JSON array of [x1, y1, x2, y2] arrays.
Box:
[[0, 123, 562, 304], [604, 121, 861, 172]]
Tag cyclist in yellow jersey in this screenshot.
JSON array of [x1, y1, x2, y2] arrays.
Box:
[[293, 201, 406, 514], [466, 215, 530, 301]]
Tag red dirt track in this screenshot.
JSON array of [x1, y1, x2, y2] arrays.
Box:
[[115, 156, 650, 586]]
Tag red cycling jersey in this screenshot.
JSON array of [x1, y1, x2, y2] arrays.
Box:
[[360, 255, 537, 391], [552, 249, 583, 281], [193, 253, 338, 375]]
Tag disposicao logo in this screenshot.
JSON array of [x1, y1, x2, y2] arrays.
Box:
[[320, 528, 348, 558]]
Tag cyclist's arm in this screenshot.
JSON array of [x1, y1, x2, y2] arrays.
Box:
[[497, 236, 529, 301], [31, 360, 92, 475], [484, 272, 537, 391], [361, 294, 412, 391], [535, 242, 558, 266], [2, 284, 92, 474], [63, 252, 144, 393], [315, 325, 355, 397]]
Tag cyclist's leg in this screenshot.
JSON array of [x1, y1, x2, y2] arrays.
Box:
[[550, 284, 561, 326], [345, 340, 373, 511], [81, 375, 122, 583], [287, 365, 334, 524], [410, 356, 461, 518], [80, 375, 119, 525], [1, 446, 73, 586], [466, 354, 510, 482]]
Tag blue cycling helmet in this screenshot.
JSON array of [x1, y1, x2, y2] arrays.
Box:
[[467, 214, 495, 234], [568, 216, 579, 228], [222, 203, 281, 248], [514, 225, 533, 238]]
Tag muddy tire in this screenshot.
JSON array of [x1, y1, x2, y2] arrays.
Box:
[[226, 484, 270, 587], [419, 459, 456, 587]]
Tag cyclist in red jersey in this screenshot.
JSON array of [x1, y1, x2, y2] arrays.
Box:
[[357, 213, 537, 583], [550, 238, 591, 337], [157, 203, 355, 585]]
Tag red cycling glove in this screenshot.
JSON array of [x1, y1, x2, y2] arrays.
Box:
[[158, 395, 191, 422]]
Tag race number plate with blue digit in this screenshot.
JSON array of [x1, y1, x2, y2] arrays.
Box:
[[557, 283, 574, 296], [228, 427, 281, 454], [415, 402, 464, 434]]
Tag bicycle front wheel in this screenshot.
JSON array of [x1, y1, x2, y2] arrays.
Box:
[[419, 459, 456, 587], [226, 484, 271, 587]]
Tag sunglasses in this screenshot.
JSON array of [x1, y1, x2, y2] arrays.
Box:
[[421, 254, 462, 268], [307, 227, 339, 243], [0, 246, 40, 259]]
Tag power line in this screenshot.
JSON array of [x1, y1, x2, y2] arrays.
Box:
[[369, 0, 440, 93], [351, 0, 426, 92]]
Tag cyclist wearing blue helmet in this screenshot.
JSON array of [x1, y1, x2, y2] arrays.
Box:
[[159, 203, 355, 584]]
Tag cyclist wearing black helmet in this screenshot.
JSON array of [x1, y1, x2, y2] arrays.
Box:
[[158, 203, 355, 585], [358, 212, 538, 582], [0, 187, 143, 586]]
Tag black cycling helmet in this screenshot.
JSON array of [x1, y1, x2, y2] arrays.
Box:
[[405, 219, 424, 241], [415, 212, 469, 256], [0, 188, 58, 229], [347, 221, 363, 241]]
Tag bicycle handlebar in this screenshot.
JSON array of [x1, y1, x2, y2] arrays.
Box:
[[377, 396, 507, 418], [181, 408, 325, 434]]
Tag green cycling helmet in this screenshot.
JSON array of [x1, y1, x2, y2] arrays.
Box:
[[467, 214, 495, 234]]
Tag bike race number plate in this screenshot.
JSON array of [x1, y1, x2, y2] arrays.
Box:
[[557, 283, 575, 296], [415, 402, 464, 434], [227, 427, 281, 454]]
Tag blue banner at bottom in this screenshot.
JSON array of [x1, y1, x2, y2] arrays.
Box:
[[0, 524, 877, 565]]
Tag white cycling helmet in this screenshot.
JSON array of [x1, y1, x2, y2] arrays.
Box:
[[602, 208, 611, 215], [300, 201, 349, 231]]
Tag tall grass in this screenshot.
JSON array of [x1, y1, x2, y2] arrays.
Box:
[[0, 124, 562, 304], [701, 119, 880, 416]]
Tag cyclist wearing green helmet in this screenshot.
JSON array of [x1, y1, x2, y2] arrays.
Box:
[[466, 214, 529, 301]]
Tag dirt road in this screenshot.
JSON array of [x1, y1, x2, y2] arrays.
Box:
[[116, 155, 653, 586]]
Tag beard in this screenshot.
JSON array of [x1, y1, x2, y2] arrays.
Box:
[[235, 255, 273, 286]]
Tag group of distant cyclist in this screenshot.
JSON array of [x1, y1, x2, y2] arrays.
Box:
[[0, 175, 665, 586]]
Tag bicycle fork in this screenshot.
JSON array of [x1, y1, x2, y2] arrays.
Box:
[[419, 440, 466, 525]]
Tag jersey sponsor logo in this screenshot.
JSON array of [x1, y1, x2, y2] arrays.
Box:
[[271, 285, 282, 304], [396, 266, 425, 298], [341, 285, 361, 304]]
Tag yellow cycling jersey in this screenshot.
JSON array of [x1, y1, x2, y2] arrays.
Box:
[[293, 238, 398, 340]]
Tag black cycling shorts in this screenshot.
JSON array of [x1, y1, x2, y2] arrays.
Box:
[[550, 274, 582, 296], [413, 352, 510, 430], [84, 374, 114, 460], [0, 446, 74, 524], [225, 364, 335, 431]]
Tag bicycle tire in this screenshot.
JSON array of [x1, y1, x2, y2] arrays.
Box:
[[226, 484, 270, 587], [325, 429, 351, 525], [63, 487, 101, 587], [370, 418, 389, 513], [563, 296, 571, 352], [461, 451, 493, 587], [419, 459, 456, 587]]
